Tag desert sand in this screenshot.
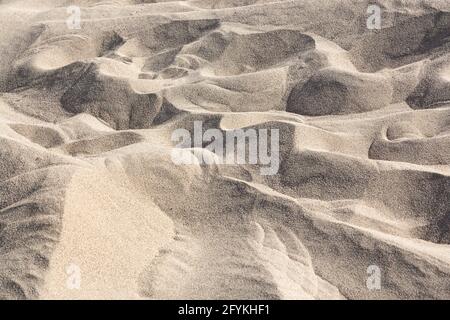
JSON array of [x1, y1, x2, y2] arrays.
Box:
[[0, 0, 449, 300]]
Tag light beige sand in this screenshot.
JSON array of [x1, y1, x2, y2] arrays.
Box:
[[0, 0, 449, 300]]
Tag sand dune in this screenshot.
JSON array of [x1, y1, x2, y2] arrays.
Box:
[[0, 0, 449, 300]]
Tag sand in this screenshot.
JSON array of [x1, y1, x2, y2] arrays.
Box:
[[0, 0, 449, 300]]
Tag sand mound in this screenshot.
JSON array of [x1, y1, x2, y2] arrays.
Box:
[[0, 0, 449, 300], [407, 55, 450, 109], [287, 67, 393, 115]]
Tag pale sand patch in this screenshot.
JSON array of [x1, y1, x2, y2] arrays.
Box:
[[41, 169, 174, 299]]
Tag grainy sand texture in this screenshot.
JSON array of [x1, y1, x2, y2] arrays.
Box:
[[0, 0, 449, 300]]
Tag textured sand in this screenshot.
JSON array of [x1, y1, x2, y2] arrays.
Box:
[[0, 0, 449, 299]]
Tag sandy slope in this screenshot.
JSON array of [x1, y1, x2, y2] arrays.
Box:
[[0, 0, 449, 299]]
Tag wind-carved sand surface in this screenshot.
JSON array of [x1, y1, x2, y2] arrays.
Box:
[[0, 0, 449, 300]]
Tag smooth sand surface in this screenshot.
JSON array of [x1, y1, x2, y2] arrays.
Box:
[[0, 0, 449, 299]]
